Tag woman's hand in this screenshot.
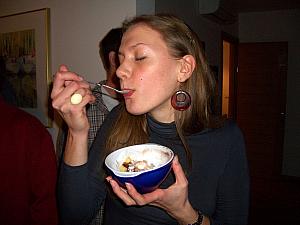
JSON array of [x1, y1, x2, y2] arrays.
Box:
[[106, 156, 199, 224], [51, 65, 95, 134], [51, 65, 96, 166]]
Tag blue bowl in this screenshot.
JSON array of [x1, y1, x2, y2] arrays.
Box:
[[105, 143, 174, 194]]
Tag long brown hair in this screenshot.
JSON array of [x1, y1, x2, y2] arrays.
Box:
[[104, 14, 221, 169]]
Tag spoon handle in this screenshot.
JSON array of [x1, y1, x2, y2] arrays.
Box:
[[88, 81, 128, 94], [101, 84, 128, 94]]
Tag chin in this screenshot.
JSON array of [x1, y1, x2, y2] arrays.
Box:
[[125, 104, 148, 116]]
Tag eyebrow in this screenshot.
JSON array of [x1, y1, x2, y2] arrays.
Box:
[[118, 42, 148, 56]]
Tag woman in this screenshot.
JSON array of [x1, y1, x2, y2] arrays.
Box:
[[52, 14, 249, 225]]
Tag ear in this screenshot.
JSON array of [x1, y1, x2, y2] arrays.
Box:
[[108, 51, 117, 68], [177, 55, 195, 82]]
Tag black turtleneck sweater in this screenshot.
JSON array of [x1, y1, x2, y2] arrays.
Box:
[[58, 106, 249, 225]]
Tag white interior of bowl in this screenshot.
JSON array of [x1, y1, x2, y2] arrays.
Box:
[[105, 143, 174, 177]]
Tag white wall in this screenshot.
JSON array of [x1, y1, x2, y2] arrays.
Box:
[[239, 9, 300, 177], [0, 0, 137, 146], [136, 0, 155, 15]]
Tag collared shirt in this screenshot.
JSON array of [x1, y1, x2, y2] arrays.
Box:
[[101, 85, 119, 112], [86, 80, 110, 148]]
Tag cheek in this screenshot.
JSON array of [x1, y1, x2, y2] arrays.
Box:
[[135, 61, 178, 93]]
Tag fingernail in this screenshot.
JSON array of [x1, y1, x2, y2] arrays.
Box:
[[125, 182, 131, 190], [109, 179, 116, 188], [173, 155, 179, 164]]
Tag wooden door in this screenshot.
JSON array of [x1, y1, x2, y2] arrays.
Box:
[[237, 42, 287, 177], [237, 42, 291, 224]]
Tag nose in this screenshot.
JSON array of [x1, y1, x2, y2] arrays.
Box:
[[116, 61, 130, 81]]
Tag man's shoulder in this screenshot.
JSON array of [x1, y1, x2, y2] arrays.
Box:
[[5, 105, 51, 138], [90, 79, 105, 93], [103, 103, 122, 122], [91, 83, 103, 95]]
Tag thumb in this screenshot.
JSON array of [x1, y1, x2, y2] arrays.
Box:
[[59, 64, 69, 72], [172, 155, 187, 184]]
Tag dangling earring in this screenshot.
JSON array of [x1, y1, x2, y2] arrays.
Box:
[[171, 90, 191, 111]]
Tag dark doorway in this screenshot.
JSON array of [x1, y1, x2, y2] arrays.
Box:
[[237, 42, 299, 224], [237, 42, 287, 178]]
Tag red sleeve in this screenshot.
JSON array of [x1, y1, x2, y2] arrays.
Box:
[[27, 118, 58, 225]]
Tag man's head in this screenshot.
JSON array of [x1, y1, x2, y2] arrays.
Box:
[[99, 28, 122, 72]]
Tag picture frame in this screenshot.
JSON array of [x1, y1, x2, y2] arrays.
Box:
[[0, 8, 51, 127]]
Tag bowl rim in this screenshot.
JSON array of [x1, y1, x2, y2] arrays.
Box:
[[104, 143, 174, 178]]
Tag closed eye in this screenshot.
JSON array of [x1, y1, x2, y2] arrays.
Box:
[[135, 56, 146, 61]]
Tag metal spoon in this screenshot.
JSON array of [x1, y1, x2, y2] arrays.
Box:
[[87, 81, 129, 94], [70, 81, 128, 105]]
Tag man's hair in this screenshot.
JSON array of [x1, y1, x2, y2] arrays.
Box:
[[99, 28, 122, 71]]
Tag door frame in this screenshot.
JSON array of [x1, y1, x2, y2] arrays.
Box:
[[220, 32, 239, 120]]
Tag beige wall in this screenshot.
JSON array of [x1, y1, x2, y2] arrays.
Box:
[[0, 0, 137, 145]]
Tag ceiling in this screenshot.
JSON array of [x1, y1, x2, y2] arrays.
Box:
[[202, 0, 300, 24], [222, 0, 300, 14]]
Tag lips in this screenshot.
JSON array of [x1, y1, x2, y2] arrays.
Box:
[[122, 89, 134, 98]]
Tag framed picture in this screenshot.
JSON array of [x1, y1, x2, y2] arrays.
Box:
[[0, 8, 51, 127]]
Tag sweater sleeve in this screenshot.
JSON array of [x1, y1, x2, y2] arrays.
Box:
[[57, 137, 108, 225], [211, 123, 250, 225], [28, 118, 58, 225], [57, 106, 120, 225]]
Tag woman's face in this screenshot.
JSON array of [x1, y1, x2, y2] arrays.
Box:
[[117, 24, 181, 123]]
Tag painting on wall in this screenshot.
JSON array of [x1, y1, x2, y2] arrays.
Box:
[[0, 8, 51, 127]]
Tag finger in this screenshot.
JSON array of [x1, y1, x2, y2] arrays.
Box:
[[59, 64, 69, 72], [69, 88, 95, 107], [125, 183, 148, 206], [55, 79, 90, 103], [52, 83, 92, 112], [70, 93, 83, 105], [65, 79, 91, 90], [70, 86, 91, 105], [52, 81, 81, 109], [107, 179, 136, 206], [125, 182, 163, 206], [51, 67, 83, 99], [172, 155, 188, 185], [143, 189, 166, 209]]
